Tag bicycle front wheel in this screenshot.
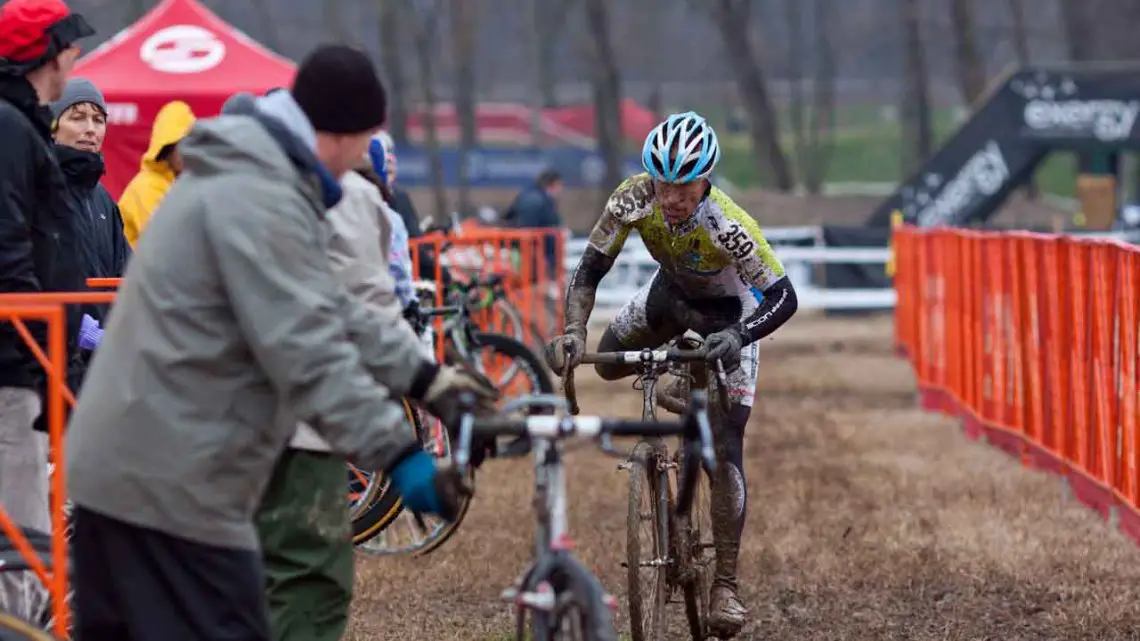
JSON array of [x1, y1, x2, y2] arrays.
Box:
[[528, 555, 620, 641], [351, 398, 421, 544], [469, 332, 554, 397], [0, 612, 61, 641], [625, 442, 670, 641]]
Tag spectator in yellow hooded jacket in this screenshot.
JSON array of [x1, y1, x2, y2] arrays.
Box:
[[118, 99, 195, 247]]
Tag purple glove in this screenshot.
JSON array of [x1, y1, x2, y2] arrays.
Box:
[[78, 314, 103, 351]]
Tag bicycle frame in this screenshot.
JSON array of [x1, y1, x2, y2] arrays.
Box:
[[449, 394, 715, 641]]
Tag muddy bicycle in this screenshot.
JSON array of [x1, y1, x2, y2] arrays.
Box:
[[562, 336, 731, 641], [448, 389, 716, 641], [351, 282, 553, 557]]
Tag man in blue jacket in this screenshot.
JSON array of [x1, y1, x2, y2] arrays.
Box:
[[505, 168, 564, 276]]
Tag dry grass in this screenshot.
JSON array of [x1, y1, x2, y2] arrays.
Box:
[[346, 313, 1140, 641]]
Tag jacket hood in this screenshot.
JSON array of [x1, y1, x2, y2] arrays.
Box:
[[179, 93, 342, 209], [141, 100, 195, 173], [55, 143, 103, 188]]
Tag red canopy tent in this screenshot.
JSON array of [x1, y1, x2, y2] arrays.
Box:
[[73, 0, 296, 198]]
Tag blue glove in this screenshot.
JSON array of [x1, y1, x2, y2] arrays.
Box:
[[388, 450, 442, 515], [78, 314, 103, 351]]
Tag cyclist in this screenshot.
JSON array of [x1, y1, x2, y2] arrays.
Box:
[[545, 111, 798, 638]]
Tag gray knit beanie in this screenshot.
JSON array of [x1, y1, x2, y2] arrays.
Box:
[[50, 78, 106, 120]]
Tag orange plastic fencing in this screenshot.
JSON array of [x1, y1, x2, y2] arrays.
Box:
[[894, 225, 1140, 544], [0, 291, 114, 638], [410, 227, 566, 359]]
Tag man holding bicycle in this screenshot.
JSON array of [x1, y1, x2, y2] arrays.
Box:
[[546, 111, 798, 638]]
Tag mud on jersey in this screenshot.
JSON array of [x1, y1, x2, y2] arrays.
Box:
[[587, 173, 786, 299]]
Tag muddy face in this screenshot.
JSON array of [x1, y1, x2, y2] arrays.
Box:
[[655, 179, 707, 224]]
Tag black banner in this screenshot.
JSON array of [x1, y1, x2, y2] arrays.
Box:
[[868, 64, 1140, 227]]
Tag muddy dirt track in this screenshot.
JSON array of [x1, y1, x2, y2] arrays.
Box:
[[346, 315, 1140, 641]]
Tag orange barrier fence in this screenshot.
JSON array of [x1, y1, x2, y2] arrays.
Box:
[[893, 225, 1140, 544], [0, 291, 114, 638], [411, 227, 566, 357]]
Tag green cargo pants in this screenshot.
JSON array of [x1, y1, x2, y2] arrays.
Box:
[[255, 449, 354, 641]]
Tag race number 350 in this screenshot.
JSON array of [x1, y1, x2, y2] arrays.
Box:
[[717, 225, 754, 259]]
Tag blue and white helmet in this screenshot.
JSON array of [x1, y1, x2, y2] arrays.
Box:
[[641, 111, 720, 184]]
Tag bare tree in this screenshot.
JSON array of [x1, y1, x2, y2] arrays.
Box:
[[706, 0, 795, 191], [379, 1, 410, 143], [785, 0, 807, 188], [950, 0, 986, 105], [248, 0, 281, 51], [803, 0, 838, 193], [409, 0, 449, 219], [125, 0, 147, 21], [1058, 0, 1093, 61], [1007, 0, 1036, 198], [449, 0, 481, 216], [325, 0, 348, 42], [1006, 0, 1031, 65], [537, 3, 571, 108], [581, 0, 625, 195], [521, 0, 543, 144], [899, 0, 933, 175]]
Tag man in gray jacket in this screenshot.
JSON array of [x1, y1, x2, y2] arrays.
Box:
[[65, 45, 495, 641]]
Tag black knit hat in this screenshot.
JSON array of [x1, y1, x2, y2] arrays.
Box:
[[292, 45, 387, 134]]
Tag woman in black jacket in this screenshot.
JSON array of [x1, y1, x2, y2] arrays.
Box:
[[50, 78, 131, 332]]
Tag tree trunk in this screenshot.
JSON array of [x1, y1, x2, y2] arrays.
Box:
[[325, 0, 347, 42], [1058, 0, 1093, 61], [582, 0, 624, 195], [125, 0, 148, 21], [522, 0, 543, 144], [248, 0, 281, 51], [707, 0, 795, 191], [804, 0, 837, 194], [949, 0, 986, 105], [899, 0, 933, 175], [785, 0, 807, 190], [411, 2, 449, 219], [536, 3, 567, 108], [1006, 0, 1030, 64], [1006, 0, 1036, 198], [450, 0, 480, 217], [379, 1, 410, 144]]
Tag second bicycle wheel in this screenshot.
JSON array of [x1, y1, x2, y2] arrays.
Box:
[[625, 442, 670, 641], [350, 398, 420, 544], [468, 331, 554, 398]]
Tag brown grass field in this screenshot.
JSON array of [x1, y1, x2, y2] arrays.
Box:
[[346, 313, 1140, 641]]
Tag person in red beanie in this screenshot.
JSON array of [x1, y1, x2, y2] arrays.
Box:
[[0, 0, 93, 625]]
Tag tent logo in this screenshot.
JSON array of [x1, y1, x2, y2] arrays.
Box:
[[140, 25, 225, 74]]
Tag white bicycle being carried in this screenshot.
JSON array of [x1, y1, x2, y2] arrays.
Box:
[[445, 390, 717, 641]]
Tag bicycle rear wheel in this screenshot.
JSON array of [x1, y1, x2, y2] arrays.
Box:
[[625, 442, 670, 641], [677, 458, 715, 641]]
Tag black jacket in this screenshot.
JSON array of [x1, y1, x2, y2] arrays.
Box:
[[55, 145, 131, 323], [0, 77, 84, 390]]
